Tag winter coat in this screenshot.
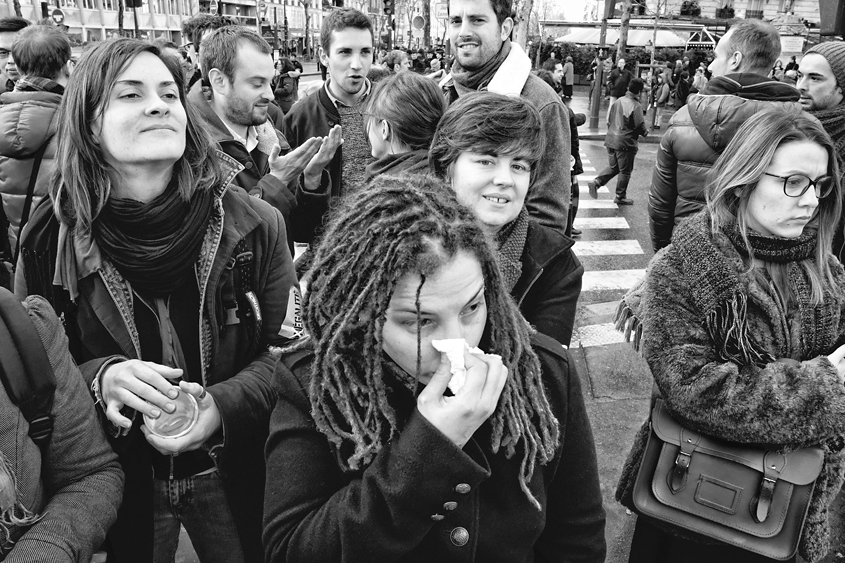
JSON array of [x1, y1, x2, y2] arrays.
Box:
[[263, 334, 607, 563], [515, 220, 582, 346], [615, 215, 845, 562], [363, 149, 429, 182], [282, 85, 347, 244], [605, 91, 647, 152], [273, 73, 296, 113], [608, 68, 633, 98], [647, 73, 802, 251], [15, 153, 299, 563], [562, 61, 574, 86], [0, 89, 61, 255], [0, 295, 123, 563]]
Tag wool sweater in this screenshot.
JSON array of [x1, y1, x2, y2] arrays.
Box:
[[615, 212, 845, 562]]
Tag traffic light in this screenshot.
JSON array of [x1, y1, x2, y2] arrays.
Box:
[[819, 0, 845, 36], [383, 0, 394, 16]]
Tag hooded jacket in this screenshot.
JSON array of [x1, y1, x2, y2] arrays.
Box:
[[648, 73, 802, 251], [0, 88, 62, 255], [15, 153, 299, 563]]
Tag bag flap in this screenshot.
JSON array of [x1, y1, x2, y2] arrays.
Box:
[[651, 401, 823, 485]]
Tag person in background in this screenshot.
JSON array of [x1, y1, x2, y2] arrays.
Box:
[[263, 174, 606, 562], [0, 25, 72, 289], [362, 71, 444, 181], [0, 17, 29, 92], [771, 58, 785, 81], [430, 91, 583, 346], [0, 292, 124, 563], [607, 57, 633, 120], [796, 41, 845, 263], [385, 48, 411, 73], [691, 66, 708, 92], [16, 38, 299, 563], [589, 78, 647, 206], [562, 55, 574, 99], [650, 73, 670, 130], [616, 107, 845, 563], [648, 18, 799, 252], [273, 57, 298, 114]]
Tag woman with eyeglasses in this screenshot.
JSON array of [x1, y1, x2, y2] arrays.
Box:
[[615, 107, 845, 562]]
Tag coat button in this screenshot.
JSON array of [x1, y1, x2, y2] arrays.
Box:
[[430, 514, 444, 521], [450, 527, 469, 546], [443, 501, 458, 511], [455, 483, 471, 494], [244, 161, 253, 169]]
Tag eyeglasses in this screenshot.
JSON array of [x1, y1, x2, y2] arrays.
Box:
[[763, 172, 835, 199]]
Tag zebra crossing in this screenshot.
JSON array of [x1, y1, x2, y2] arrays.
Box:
[[570, 149, 648, 349]]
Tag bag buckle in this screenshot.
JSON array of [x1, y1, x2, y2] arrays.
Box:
[[28, 414, 53, 445]]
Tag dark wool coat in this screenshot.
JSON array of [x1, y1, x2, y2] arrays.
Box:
[[515, 220, 582, 347], [264, 334, 607, 563], [615, 221, 845, 563], [647, 74, 802, 251], [16, 155, 299, 563]]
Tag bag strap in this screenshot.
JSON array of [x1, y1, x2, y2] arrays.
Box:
[[12, 139, 50, 269], [0, 288, 56, 446]]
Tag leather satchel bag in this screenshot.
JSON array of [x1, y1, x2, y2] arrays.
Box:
[[633, 399, 824, 560]]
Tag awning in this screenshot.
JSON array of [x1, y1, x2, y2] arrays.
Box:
[[555, 27, 686, 47]]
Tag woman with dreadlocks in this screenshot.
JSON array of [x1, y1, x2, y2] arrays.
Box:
[[429, 91, 583, 346], [263, 173, 606, 562], [615, 108, 845, 562]]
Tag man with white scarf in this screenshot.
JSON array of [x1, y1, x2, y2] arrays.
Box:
[[439, 0, 572, 235]]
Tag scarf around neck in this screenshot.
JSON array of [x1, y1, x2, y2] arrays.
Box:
[[94, 181, 214, 296], [674, 212, 836, 363], [13, 76, 64, 95], [494, 206, 529, 292], [810, 103, 845, 167], [450, 39, 512, 95]]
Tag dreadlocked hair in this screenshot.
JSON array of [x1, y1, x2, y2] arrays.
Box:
[[289, 173, 560, 510]]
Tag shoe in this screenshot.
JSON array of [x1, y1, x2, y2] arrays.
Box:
[[570, 228, 582, 236], [614, 197, 634, 205], [587, 180, 598, 199]]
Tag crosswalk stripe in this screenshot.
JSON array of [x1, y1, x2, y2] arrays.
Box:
[[579, 184, 609, 194], [573, 240, 644, 256], [578, 200, 618, 209], [573, 217, 629, 229], [572, 323, 626, 348], [582, 269, 645, 292]]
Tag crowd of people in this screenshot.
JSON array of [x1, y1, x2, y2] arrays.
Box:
[[0, 1, 843, 562]]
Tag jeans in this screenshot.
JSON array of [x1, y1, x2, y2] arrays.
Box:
[[153, 471, 245, 563], [595, 148, 635, 198]]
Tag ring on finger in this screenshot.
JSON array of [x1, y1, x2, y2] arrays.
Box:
[[198, 387, 207, 401]]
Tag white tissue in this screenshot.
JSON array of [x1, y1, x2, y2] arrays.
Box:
[[431, 338, 483, 393]]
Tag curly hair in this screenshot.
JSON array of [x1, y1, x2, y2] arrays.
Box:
[[291, 173, 560, 509]]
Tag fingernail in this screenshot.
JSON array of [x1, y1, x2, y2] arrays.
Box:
[[167, 389, 179, 399], [150, 408, 161, 418], [165, 403, 176, 413], [123, 421, 132, 428]]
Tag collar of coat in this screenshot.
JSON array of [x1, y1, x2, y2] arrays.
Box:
[[439, 41, 533, 98], [700, 72, 800, 102]]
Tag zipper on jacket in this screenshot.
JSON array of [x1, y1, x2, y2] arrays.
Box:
[[517, 267, 545, 307]]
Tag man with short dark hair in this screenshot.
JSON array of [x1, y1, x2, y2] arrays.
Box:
[[441, 0, 572, 233], [0, 17, 29, 92], [190, 26, 337, 254], [648, 18, 800, 251], [283, 7, 374, 244], [588, 78, 647, 205], [0, 25, 72, 286]]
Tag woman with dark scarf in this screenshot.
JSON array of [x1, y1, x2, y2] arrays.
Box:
[[429, 91, 583, 346], [615, 107, 845, 562], [362, 71, 445, 181], [15, 39, 298, 563]]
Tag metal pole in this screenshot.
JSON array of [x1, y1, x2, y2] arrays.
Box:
[[650, 0, 659, 67], [255, 0, 261, 34], [588, 14, 608, 129], [132, 3, 140, 38], [274, 6, 279, 51]]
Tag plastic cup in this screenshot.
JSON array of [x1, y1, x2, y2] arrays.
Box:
[[143, 387, 198, 439]]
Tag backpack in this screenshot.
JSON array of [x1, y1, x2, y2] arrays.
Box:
[[0, 288, 56, 447]]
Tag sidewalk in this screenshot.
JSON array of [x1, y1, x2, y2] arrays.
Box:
[[567, 84, 677, 144]]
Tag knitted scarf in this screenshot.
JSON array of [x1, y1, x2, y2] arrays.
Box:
[[810, 103, 845, 168], [94, 182, 214, 296], [494, 207, 529, 293], [13, 76, 64, 95], [450, 39, 511, 97], [616, 212, 837, 365]]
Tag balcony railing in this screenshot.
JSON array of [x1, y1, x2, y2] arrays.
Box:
[[745, 9, 764, 19]]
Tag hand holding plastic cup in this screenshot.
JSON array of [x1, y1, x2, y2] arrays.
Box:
[[143, 386, 199, 439]]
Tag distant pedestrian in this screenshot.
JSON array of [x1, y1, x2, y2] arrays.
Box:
[[562, 55, 574, 99], [589, 78, 647, 205], [650, 73, 670, 129], [607, 57, 633, 120]]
